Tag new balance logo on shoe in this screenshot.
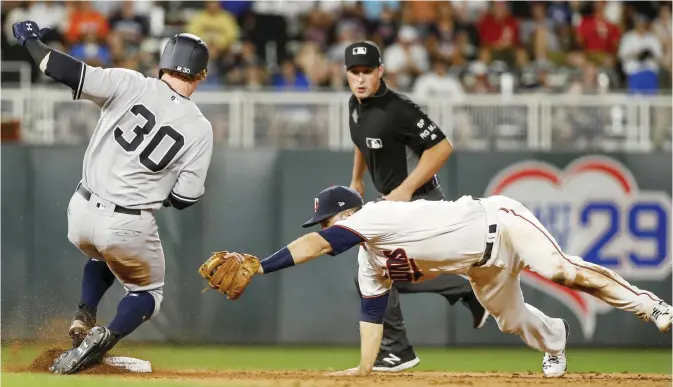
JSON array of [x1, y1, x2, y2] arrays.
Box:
[[382, 353, 401, 365]]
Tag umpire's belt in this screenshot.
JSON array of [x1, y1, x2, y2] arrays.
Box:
[[474, 198, 497, 267], [76, 183, 141, 216]]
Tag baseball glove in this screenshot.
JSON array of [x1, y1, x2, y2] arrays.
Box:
[[198, 251, 261, 300]]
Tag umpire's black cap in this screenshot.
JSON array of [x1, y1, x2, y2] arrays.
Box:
[[302, 185, 364, 228], [344, 40, 382, 70], [159, 33, 210, 78]]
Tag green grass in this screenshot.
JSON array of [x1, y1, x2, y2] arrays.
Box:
[[2, 344, 671, 387]]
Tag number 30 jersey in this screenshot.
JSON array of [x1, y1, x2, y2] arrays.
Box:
[[75, 65, 213, 210], [335, 196, 488, 297]]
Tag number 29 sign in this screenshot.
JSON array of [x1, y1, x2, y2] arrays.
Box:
[[485, 155, 671, 339]]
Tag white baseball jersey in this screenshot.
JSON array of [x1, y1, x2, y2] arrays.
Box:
[[74, 65, 213, 210], [335, 196, 489, 297]]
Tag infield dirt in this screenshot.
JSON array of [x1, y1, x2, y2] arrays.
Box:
[[11, 347, 672, 387]]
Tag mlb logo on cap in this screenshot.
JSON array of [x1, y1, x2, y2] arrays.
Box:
[[345, 40, 382, 70], [353, 47, 367, 55]]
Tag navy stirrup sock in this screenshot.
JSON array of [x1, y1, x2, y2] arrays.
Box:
[[80, 259, 116, 313], [108, 292, 156, 339]]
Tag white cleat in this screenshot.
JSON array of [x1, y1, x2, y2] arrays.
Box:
[[543, 319, 569, 378], [650, 301, 672, 333]]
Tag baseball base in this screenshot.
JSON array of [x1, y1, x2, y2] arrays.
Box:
[[102, 356, 152, 373]]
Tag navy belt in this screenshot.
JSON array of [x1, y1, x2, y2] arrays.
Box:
[[76, 183, 141, 216]]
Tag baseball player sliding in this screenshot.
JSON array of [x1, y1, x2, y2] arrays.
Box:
[[201, 186, 673, 378], [12, 21, 213, 374]]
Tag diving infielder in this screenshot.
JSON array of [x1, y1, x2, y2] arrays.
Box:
[[248, 185, 672, 378], [13, 21, 213, 374]]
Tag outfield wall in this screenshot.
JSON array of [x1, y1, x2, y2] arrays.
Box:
[[2, 145, 671, 347]]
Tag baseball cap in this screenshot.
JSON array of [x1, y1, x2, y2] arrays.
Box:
[[302, 185, 364, 228], [344, 40, 382, 70]]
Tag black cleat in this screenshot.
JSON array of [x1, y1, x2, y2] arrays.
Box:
[[51, 326, 117, 374], [69, 305, 96, 348], [372, 348, 420, 372]]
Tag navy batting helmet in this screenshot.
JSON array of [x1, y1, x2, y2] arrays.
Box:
[[159, 33, 209, 79]]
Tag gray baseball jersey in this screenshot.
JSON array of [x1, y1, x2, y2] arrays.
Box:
[[75, 64, 213, 210]]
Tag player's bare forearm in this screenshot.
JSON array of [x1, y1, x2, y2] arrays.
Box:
[[351, 146, 367, 183], [288, 233, 333, 264], [256, 233, 333, 274], [398, 139, 452, 194], [350, 146, 367, 196], [358, 321, 383, 375]]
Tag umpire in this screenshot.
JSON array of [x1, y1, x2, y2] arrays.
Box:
[[344, 41, 488, 372]]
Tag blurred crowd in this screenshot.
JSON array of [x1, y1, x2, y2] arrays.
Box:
[[2, 0, 672, 96]]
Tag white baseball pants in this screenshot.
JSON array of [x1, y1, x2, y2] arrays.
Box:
[[468, 196, 661, 355], [67, 189, 166, 293]]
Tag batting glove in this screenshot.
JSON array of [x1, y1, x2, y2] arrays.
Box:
[[12, 20, 50, 47]]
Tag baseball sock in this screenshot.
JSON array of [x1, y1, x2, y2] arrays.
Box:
[[108, 292, 156, 340], [80, 258, 116, 313]]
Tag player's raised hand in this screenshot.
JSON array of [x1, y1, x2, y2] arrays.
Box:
[[12, 20, 51, 47]]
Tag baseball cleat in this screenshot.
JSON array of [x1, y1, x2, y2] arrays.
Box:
[[372, 348, 420, 372], [69, 305, 96, 348], [543, 319, 569, 378], [650, 301, 672, 333], [50, 326, 116, 374]]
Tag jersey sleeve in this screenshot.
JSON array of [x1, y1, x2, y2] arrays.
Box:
[[334, 202, 400, 241], [170, 123, 214, 204], [358, 246, 392, 298], [74, 65, 146, 106], [397, 97, 449, 151]]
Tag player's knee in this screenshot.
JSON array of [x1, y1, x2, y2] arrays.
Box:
[[146, 288, 163, 318], [549, 256, 578, 287]]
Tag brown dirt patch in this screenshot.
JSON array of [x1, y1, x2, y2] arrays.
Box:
[[128, 370, 673, 386], [16, 347, 130, 375]]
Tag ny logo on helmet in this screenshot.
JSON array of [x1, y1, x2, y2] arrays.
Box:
[[353, 47, 367, 55], [314, 198, 319, 212]]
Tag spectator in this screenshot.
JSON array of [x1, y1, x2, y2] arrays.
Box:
[[366, 4, 399, 48], [426, 4, 462, 64], [477, 1, 519, 66], [186, 0, 239, 55], [302, 7, 332, 52], [69, 31, 112, 67], [326, 21, 358, 64], [383, 25, 430, 90], [651, 4, 671, 70], [576, 1, 621, 64], [108, 1, 150, 48], [271, 60, 310, 91], [65, 1, 110, 45], [412, 59, 465, 101], [520, 2, 561, 62], [362, 1, 400, 22], [618, 14, 663, 95], [295, 41, 330, 86]]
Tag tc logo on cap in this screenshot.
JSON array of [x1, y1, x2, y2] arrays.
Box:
[[353, 47, 367, 55]]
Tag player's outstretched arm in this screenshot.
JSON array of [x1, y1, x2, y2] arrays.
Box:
[[13, 21, 86, 95], [257, 225, 363, 274]]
